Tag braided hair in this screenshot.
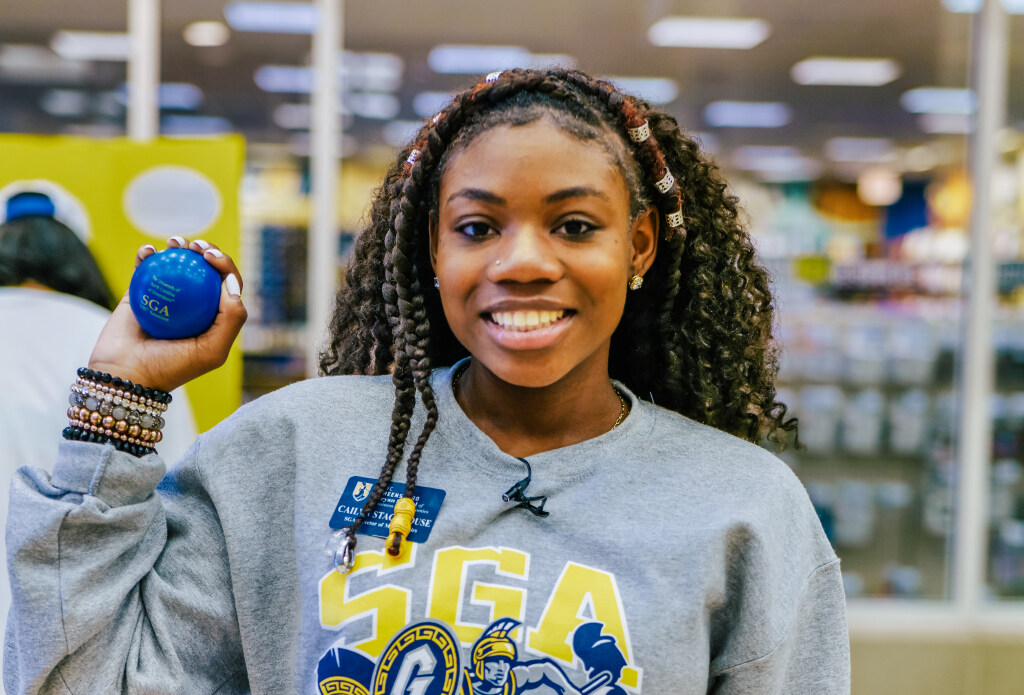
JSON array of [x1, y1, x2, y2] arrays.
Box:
[[319, 68, 798, 558]]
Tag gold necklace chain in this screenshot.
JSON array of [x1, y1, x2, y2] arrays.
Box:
[[452, 363, 629, 429]]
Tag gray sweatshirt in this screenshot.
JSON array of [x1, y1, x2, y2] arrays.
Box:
[[5, 362, 849, 694]]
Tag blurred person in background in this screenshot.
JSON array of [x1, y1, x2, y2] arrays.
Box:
[[0, 190, 197, 679]]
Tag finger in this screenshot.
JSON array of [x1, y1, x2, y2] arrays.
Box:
[[194, 274, 247, 370], [167, 236, 189, 249], [134, 244, 157, 268], [190, 238, 213, 253], [200, 246, 243, 292]]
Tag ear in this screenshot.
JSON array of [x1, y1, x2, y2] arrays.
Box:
[[428, 210, 440, 274], [629, 205, 659, 276]]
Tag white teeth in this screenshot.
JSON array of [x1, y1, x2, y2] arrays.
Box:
[[490, 309, 565, 331]]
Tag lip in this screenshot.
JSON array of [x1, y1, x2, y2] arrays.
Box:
[[481, 298, 572, 313], [482, 312, 574, 350]]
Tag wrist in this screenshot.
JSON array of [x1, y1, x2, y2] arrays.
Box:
[[65, 368, 173, 457]]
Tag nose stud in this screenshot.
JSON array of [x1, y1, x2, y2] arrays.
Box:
[[495, 259, 501, 266]]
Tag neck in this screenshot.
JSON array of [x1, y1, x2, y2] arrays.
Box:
[[454, 358, 626, 458]]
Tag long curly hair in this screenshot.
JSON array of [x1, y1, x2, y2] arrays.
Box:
[[319, 68, 797, 555]]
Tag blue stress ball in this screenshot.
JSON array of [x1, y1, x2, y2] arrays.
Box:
[[129, 248, 222, 339]]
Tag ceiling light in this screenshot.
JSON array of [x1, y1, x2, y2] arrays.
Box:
[[273, 103, 311, 130], [857, 168, 902, 206], [50, 31, 131, 61], [647, 17, 770, 49], [40, 89, 89, 117], [347, 92, 400, 120], [607, 77, 679, 105], [255, 65, 314, 93], [428, 44, 531, 74], [918, 113, 974, 134], [0, 44, 93, 82], [941, 0, 981, 11], [340, 52, 403, 92], [791, 57, 901, 86], [413, 91, 453, 118], [704, 101, 791, 128], [732, 146, 822, 181], [901, 87, 976, 114], [161, 115, 233, 136], [184, 21, 231, 47], [116, 83, 204, 110], [825, 137, 896, 163], [224, 2, 317, 33]]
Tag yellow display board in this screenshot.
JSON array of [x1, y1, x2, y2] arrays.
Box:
[[0, 134, 245, 433]]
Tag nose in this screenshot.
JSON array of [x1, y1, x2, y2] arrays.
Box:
[[488, 225, 562, 284]]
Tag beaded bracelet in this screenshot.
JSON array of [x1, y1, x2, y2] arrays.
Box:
[[63, 368, 173, 457]]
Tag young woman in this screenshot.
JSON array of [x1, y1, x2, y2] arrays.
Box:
[[4, 68, 849, 695]]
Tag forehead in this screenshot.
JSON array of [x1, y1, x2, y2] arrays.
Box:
[[439, 119, 628, 202]]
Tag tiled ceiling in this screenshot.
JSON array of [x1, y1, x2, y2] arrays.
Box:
[[2, 0, 1021, 176]]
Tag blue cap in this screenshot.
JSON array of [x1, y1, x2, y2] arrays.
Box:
[[5, 192, 56, 222]]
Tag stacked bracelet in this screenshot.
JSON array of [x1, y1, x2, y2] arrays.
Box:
[[62, 368, 172, 457]]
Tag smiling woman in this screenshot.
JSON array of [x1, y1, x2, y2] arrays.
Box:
[[5, 68, 848, 695]]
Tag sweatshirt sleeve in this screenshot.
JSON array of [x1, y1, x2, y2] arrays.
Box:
[[3, 439, 245, 695], [708, 559, 850, 695]]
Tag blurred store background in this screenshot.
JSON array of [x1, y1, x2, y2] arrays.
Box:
[[3, 0, 1024, 692]]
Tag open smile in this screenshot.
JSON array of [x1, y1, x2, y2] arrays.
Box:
[[481, 308, 576, 349]]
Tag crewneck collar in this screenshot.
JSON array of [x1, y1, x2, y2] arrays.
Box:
[[429, 358, 653, 482]]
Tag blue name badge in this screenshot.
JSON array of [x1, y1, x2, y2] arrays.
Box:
[[330, 476, 446, 543]]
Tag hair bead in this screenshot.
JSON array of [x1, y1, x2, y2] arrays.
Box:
[[406, 149, 421, 166], [485, 71, 503, 82], [627, 121, 651, 143], [666, 209, 685, 228], [655, 169, 675, 194]]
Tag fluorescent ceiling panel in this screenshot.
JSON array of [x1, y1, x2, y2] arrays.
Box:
[[428, 45, 531, 74], [607, 77, 679, 105], [733, 146, 822, 181], [273, 103, 311, 130], [161, 115, 233, 136], [339, 52, 403, 92], [116, 83, 204, 110], [184, 21, 231, 47], [346, 93, 400, 120], [825, 137, 896, 163], [224, 2, 317, 33], [918, 113, 974, 134], [40, 89, 89, 117], [901, 87, 976, 114], [704, 101, 791, 128], [413, 91, 454, 118], [50, 31, 131, 61], [0, 44, 92, 82], [791, 57, 901, 86], [255, 65, 313, 93], [647, 17, 770, 49]]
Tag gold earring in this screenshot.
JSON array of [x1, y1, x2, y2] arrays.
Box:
[[628, 275, 643, 291]]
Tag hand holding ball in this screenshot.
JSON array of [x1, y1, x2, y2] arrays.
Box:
[[129, 248, 222, 339]]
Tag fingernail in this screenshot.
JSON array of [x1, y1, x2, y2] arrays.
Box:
[[225, 273, 241, 297], [205, 248, 224, 259], [141, 244, 156, 253], [169, 236, 186, 246], [193, 239, 211, 250]]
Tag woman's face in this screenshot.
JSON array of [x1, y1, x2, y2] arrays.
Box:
[[431, 118, 657, 388]]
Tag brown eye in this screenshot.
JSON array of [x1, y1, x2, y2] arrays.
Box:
[[455, 221, 495, 238], [554, 219, 596, 237]]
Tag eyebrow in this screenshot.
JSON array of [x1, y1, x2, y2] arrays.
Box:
[[545, 186, 610, 204], [446, 188, 506, 205], [446, 186, 609, 205]]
